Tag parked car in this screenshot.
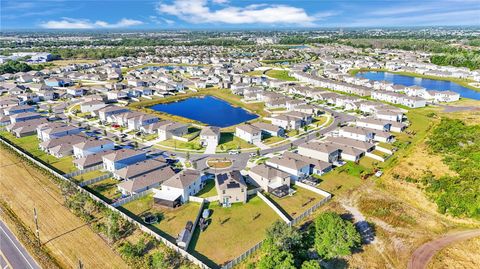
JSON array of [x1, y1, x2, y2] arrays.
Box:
[[228, 150, 240, 155]]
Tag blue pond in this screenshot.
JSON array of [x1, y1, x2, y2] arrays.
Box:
[[150, 96, 258, 127], [356, 71, 480, 100]]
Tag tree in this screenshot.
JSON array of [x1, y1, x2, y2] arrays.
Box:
[[265, 220, 303, 253], [301, 260, 321, 269], [257, 245, 296, 269], [314, 212, 361, 260]]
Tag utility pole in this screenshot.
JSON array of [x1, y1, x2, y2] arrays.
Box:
[[33, 208, 40, 246]]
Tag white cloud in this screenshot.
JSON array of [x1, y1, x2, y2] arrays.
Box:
[[39, 17, 143, 29], [149, 16, 175, 25], [156, 0, 319, 26]]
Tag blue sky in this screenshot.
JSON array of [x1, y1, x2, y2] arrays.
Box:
[[1, 0, 479, 30]]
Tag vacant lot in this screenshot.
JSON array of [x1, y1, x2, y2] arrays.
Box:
[[0, 148, 127, 268], [268, 186, 325, 219], [189, 196, 279, 267], [120, 194, 201, 241]]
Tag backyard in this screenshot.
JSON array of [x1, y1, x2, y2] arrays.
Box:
[[196, 179, 218, 198], [189, 196, 279, 267], [0, 132, 77, 174], [119, 194, 201, 241], [72, 169, 109, 183], [83, 177, 121, 203], [267, 186, 325, 219]]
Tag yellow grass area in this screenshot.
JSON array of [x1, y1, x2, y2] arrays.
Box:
[[189, 196, 279, 267], [428, 236, 480, 269], [0, 148, 127, 269], [206, 158, 232, 169], [120, 194, 201, 241]]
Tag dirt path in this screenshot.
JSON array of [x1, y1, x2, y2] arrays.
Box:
[[408, 229, 480, 269]]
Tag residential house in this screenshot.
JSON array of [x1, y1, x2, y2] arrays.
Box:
[[118, 166, 175, 195], [154, 170, 204, 207], [102, 149, 147, 172], [72, 138, 115, 158], [297, 141, 341, 163], [235, 124, 261, 144], [199, 126, 220, 147], [215, 170, 247, 207], [157, 122, 189, 141]]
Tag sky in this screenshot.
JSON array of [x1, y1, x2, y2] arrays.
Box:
[[1, 0, 479, 30]]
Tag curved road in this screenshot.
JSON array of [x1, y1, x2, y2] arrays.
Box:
[[408, 229, 480, 269]]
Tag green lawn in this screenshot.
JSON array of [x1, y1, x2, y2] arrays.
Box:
[[315, 168, 363, 196], [267, 186, 324, 219], [158, 136, 204, 151], [84, 177, 121, 203], [72, 169, 108, 183], [196, 179, 218, 198], [0, 132, 77, 174], [265, 70, 297, 81], [245, 70, 264, 76], [189, 196, 279, 267], [216, 133, 257, 152], [262, 135, 285, 145], [120, 194, 201, 241]]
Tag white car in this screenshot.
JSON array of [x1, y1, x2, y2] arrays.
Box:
[[228, 150, 240, 155]]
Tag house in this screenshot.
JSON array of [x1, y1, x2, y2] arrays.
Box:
[[199, 126, 220, 147], [154, 170, 203, 207], [102, 149, 147, 172], [235, 124, 261, 144], [113, 157, 168, 180], [375, 110, 403, 122], [265, 156, 311, 180], [335, 144, 365, 162], [355, 118, 392, 132], [338, 127, 375, 142], [66, 88, 84, 97], [97, 106, 130, 123], [6, 118, 48, 137], [118, 166, 175, 195], [45, 78, 70, 87], [9, 112, 42, 123], [39, 134, 87, 158], [215, 170, 247, 207], [248, 164, 291, 194], [282, 152, 332, 175], [251, 122, 285, 137], [127, 114, 159, 131], [157, 122, 189, 141], [72, 138, 115, 158], [2, 105, 35, 115], [73, 150, 114, 170], [80, 101, 107, 113], [271, 111, 312, 130], [325, 137, 375, 153], [297, 141, 341, 163], [37, 124, 82, 142]]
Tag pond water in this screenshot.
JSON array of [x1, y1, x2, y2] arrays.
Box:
[[356, 71, 480, 100], [150, 96, 258, 127]]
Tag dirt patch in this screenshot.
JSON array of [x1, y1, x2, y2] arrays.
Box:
[[428, 235, 480, 269]]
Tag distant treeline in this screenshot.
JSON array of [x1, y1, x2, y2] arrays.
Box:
[[431, 52, 480, 70], [0, 60, 52, 74]]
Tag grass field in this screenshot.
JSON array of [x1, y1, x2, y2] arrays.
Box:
[[158, 137, 204, 151], [0, 132, 77, 174], [0, 148, 128, 269], [119, 194, 201, 241], [84, 177, 121, 203], [216, 133, 257, 152], [265, 70, 297, 81], [72, 169, 108, 183], [262, 135, 285, 145], [189, 196, 279, 267], [268, 186, 325, 219]]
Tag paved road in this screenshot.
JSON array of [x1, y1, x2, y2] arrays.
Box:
[[0, 220, 41, 269], [408, 229, 480, 269]]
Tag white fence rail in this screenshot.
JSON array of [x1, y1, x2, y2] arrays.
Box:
[[0, 137, 211, 269], [221, 240, 263, 269], [64, 164, 103, 178], [257, 191, 291, 223], [78, 173, 112, 187], [112, 190, 151, 207]]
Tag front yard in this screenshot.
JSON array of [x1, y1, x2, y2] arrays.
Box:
[[216, 132, 257, 152], [189, 196, 279, 267], [158, 136, 204, 151]]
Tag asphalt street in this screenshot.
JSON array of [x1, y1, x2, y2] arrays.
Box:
[[0, 220, 40, 269]]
